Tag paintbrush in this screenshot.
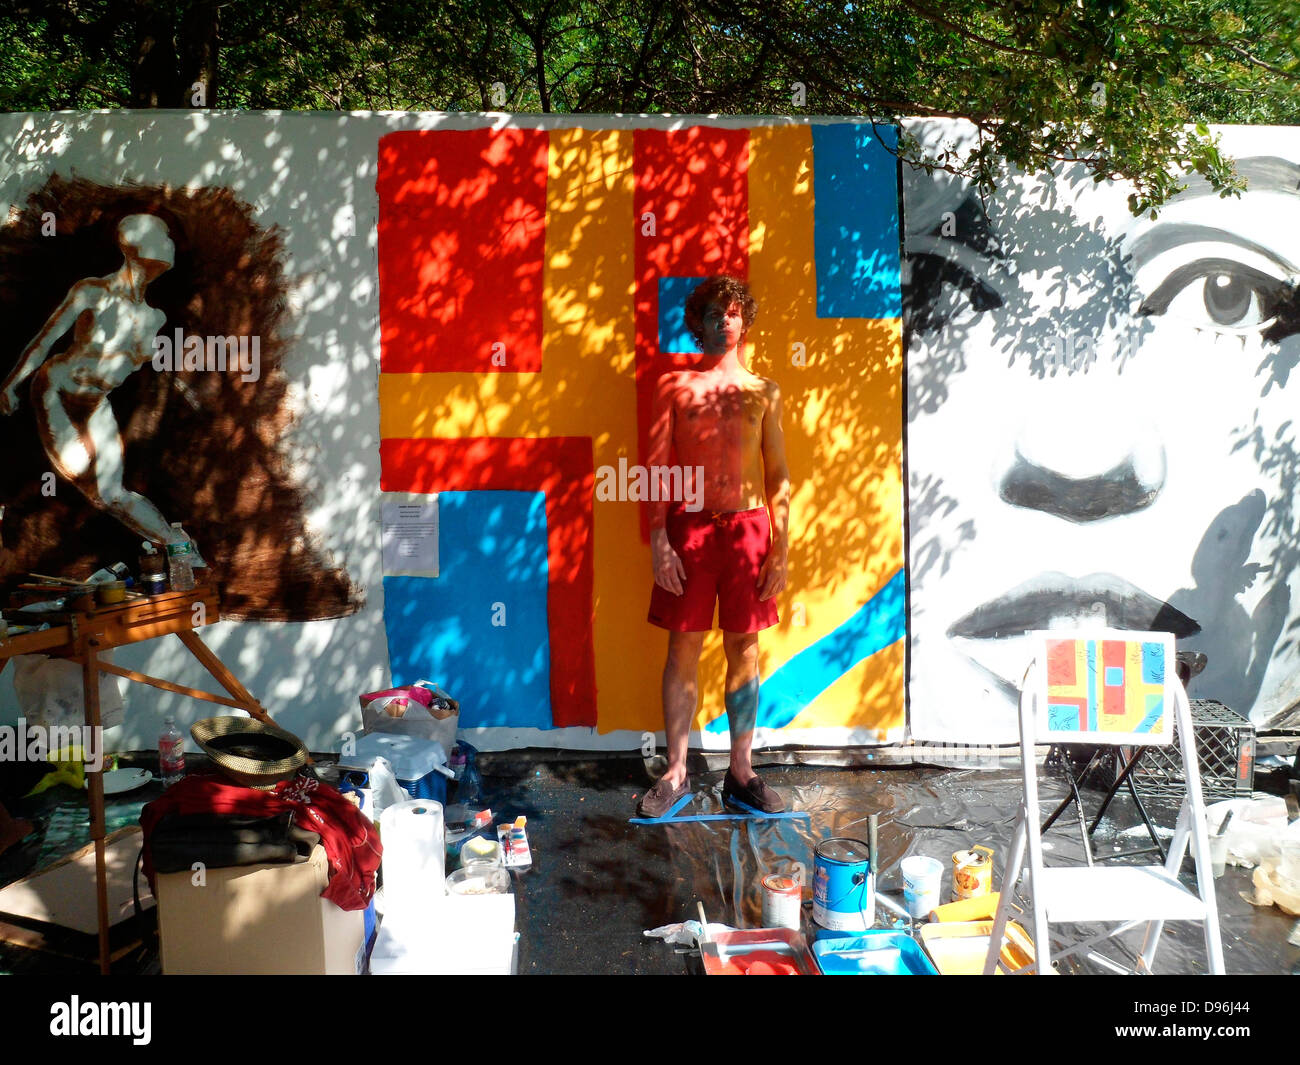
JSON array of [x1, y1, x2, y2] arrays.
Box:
[[697, 901, 721, 965], [28, 573, 82, 585]]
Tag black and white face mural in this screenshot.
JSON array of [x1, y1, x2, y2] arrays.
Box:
[[903, 120, 1300, 740]]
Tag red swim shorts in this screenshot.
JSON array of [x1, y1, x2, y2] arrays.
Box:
[[648, 506, 780, 633]]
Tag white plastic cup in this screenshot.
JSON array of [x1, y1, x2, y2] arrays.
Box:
[[901, 855, 944, 919], [1277, 840, 1300, 883], [1208, 833, 1229, 878]]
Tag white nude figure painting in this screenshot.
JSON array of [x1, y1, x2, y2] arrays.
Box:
[[0, 214, 175, 543]]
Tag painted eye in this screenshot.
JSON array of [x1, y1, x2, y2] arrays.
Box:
[[1139, 258, 1291, 333], [903, 252, 1002, 333]]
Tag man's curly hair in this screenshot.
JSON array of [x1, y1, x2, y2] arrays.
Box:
[[684, 275, 758, 345]]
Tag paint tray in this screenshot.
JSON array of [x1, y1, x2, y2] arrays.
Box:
[[918, 919, 1038, 975], [811, 931, 938, 975], [702, 928, 820, 975]]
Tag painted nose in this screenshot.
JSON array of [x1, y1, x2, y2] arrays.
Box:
[[998, 402, 1166, 523]]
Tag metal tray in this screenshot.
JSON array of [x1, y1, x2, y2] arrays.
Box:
[[701, 927, 820, 975]]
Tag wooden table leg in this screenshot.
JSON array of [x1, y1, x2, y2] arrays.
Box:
[[174, 628, 312, 764], [82, 638, 111, 975], [175, 629, 273, 724]]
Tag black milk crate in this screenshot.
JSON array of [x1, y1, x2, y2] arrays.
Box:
[[1127, 699, 1255, 800]]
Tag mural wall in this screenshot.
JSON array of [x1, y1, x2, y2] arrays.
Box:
[[0, 114, 907, 752], [0, 112, 392, 752], [375, 120, 907, 747], [904, 118, 1300, 741], [5, 110, 1295, 750]]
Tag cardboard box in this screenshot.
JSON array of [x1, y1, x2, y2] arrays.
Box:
[[155, 845, 364, 975]]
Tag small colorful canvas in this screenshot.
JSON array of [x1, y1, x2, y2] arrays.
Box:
[[1034, 630, 1175, 746]]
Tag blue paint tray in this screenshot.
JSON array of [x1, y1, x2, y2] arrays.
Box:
[[811, 931, 938, 975]]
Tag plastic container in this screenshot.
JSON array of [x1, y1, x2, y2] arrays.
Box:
[[159, 715, 185, 787], [339, 733, 452, 805], [812, 931, 938, 975], [346, 733, 447, 779], [918, 919, 1039, 976], [165, 523, 196, 592], [447, 865, 510, 896], [1209, 833, 1229, 878], [460, 837, 501, 866], [901, 855, 944, 918]]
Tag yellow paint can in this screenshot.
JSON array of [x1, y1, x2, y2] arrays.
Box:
[[952, 846, 994, 900]]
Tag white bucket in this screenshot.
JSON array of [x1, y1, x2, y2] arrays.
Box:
[[901, 855, 944, 919]]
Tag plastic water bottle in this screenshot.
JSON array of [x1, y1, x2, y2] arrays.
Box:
[[458, 750, 483, 806], [165, 522, 196, 592], [171, 521, 207, 569], [159, 716, 185, 788]]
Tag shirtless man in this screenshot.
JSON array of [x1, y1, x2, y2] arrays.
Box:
[[0, 214, 176, 543], [638, 275, 791, 817]]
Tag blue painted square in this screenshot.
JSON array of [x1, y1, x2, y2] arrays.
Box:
[[658, 276, 708, 353], [1047, 704, 1077, 732], [382, 490, 552, 730], [1105, 666, 1124, 687], [1141, 643, 1165, 684], [811, 124, 902, 319]]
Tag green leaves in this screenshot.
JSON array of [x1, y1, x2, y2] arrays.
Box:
[[0, 0, 1295, 212]]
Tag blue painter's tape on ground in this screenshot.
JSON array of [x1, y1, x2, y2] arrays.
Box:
[[383, 490, 552, 729], [658, 276, 708, 353], [811, 124, 902, 319], [705, 569, 906, 734]]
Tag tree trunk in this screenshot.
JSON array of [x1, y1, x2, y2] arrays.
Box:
[[130, 1, 181, 107], [179, 0, 220, 107]]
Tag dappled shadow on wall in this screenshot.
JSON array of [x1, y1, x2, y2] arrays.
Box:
[[0, 173, 358, 621], [901, 133, 1300, 722]]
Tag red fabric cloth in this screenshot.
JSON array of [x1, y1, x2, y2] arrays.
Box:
[[140, 771, 381, 911]]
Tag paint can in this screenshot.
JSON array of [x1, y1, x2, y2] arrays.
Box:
[[761, 873, 802, 931], [812, 837, 874, 931], [141, 572, 168, 596], [951, 845, 994, 900], [95, 580, 127, 605]]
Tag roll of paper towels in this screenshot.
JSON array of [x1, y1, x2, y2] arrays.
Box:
[[380, 799, 446, 919]]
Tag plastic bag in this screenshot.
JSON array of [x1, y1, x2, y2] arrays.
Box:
[[360, 680, 458, 748], [1205, 796, 1300, 869], [12, 652, 124, 731], [643, 920, 734, 947]]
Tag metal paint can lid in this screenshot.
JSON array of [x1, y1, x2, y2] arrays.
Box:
[[816, 837, 870, 865], [762, 874, 801, 896]]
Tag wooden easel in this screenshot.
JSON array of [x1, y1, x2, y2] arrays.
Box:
[[0, 580, 280, 973]]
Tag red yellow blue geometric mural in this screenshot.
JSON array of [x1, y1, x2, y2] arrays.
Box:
[[377, 120, 905, 741]]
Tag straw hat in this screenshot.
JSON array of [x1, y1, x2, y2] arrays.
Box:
[[190, 716, 308, 789]]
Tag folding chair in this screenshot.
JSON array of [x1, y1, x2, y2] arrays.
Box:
[[984, 629, 1224, 975]]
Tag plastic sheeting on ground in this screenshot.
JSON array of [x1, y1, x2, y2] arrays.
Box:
[[477, 756, 1300, 975]]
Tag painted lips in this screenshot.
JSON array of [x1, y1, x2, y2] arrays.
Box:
[[947, 572, 1201, 640]]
